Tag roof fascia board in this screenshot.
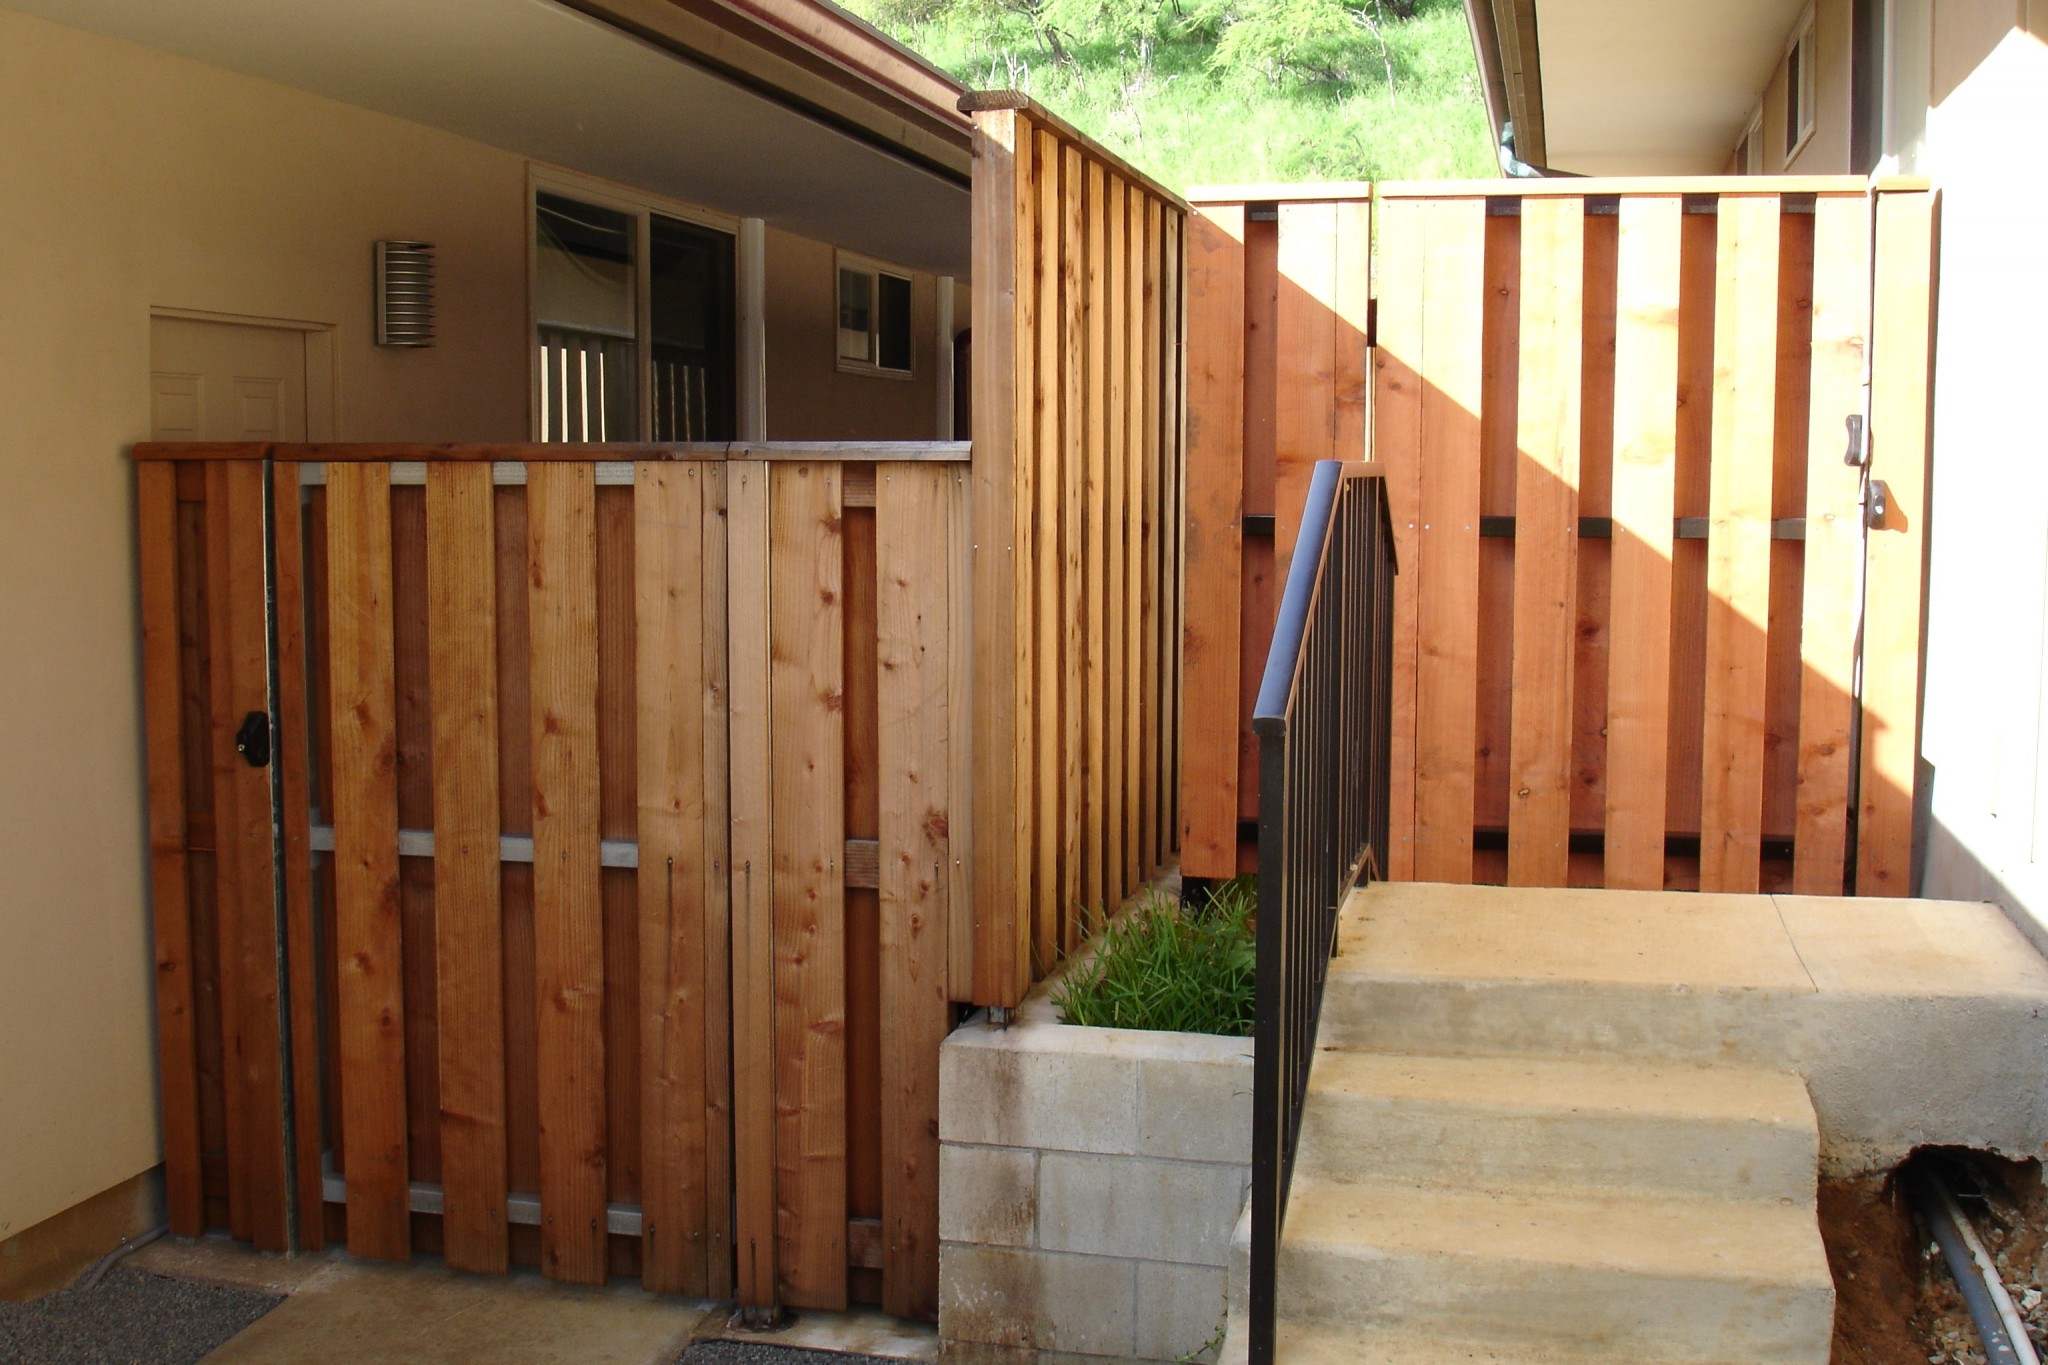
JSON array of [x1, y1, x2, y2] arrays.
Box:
[[565, 0, 972, 179]]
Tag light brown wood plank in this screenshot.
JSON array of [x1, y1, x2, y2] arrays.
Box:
[[1161, 208, 1187, 868], [726, 459, 777, 1306], [1604, 197, 1684, 889], [1573, 212, 1619, 843], [269, 466, 325, 1250], [769, 461, 848, 1309], [635, 462, 715, 1295], [1033, 128, 1063, 974], [1763, 213, 1814, 846], [1507, 197, 1586, 886], [138, 462, 204, 1237], [1372, 197, 1425, 879], [843, 501, 883, 1256], [1139, 194, 1164, 879], [877, 462, 953, 1319], [696, 462, 736, 1299], [326, 461, 411, 1261], [1273, 200, 1339, 578], [1699, 195, 1782, 892], [426, 462, 508, 1274], [968, 108, 1032, 1006], [1668, 212, 1720, 841], [1413, 199, 1488, 883], [1059, 144, 1087, 946], [527, 461, 607, 1284], [1179, 208, 1236, 879], [595, 486, 641, 1262], [1105, 174, 1129, 910], [1474, 213, 1521, 836], [1858, 188, 1936, 896], [1122, 186, 1147, 895], [1082, 158, 1111, 925], [1793, 197, 1871, 895], [946, 465, 977, 1000]]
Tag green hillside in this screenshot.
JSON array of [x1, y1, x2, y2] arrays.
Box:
[[845, 0, 1494, 191]]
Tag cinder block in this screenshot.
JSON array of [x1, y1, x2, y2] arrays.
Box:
[[1037, 1153, 1250, 1264], [939, 1244, 1137, 1359], [941, 1027, 1138, 1154], [941, 1143, 1038, 1248], [1134, 1260, 1230, 1363], [1136, 1048, 1252, 1163]]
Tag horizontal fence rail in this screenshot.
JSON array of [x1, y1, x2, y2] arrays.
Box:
[[1248, 461, 1396, 1365]]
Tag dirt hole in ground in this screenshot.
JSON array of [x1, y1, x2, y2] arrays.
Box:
[[1823, 1149, 2048, 1364]]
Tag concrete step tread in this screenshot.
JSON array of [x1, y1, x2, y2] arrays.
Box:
[[1281, 1176, 1832, 1288], [1271, 1321, 1781, 1364], [1305, 1049, 1816, 1127]]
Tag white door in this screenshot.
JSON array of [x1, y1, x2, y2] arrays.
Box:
[[150, 317, 309, 443]]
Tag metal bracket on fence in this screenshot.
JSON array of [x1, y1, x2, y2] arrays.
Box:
[[1867, 478, 1891, 528], [1844, 413, 1868, 467]]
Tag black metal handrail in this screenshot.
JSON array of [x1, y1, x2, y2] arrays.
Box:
[[1247, 460, 1396, 1365]]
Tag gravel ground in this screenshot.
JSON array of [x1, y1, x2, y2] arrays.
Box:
[[677, 1345, 894, 1365], [0, 1266, 281, 1365]]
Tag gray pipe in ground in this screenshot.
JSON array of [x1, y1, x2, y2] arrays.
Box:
[[1909, 1164, 2039, 1365]]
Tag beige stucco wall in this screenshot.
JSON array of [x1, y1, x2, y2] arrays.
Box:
[[0, 5, 530, 1244], [0, 3, 965, 1244], [763, 226, 946, 441]]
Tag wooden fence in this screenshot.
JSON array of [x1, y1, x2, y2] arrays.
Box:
[[1182, 179, 1936, 895], [135, 442, 969, 1317], [963, 94, 1187, 1006]]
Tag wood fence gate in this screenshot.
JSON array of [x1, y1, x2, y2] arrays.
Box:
[[136, 444, 970, 1318], [1182, 178, 1937, 895]]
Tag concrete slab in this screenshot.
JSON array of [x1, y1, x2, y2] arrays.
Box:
[[1349, 883, 1815, 989], [196, 1257, 710, 1365], [1774, 894, 2048, 996]]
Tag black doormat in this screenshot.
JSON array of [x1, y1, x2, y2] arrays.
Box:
[[0, 1266, 281, 1365], [678, 1343, 898, 1365]]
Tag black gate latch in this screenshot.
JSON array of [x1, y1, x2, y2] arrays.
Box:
[[235, 711, 272, 769]]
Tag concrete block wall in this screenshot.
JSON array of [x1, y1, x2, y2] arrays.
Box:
[[938, 1001, 1253, 1365]]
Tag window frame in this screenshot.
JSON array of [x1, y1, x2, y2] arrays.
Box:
[[526, 163, 742, 441], [835, 250, 916, 381], [1737, 106, 1765, 174], [1783, 9, 1818, 167]]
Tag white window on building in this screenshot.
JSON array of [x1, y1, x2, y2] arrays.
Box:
[[1784, 12, 1817, 164], [837, 254, 913, 377]]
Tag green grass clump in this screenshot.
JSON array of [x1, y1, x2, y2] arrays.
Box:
[[1051, 879, 1256, 1035]]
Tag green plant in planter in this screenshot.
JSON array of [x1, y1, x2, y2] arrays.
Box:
[[1050, 878, 1256, 1036]]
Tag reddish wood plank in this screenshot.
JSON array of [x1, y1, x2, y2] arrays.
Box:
[[1083, 158, 1111, 923], [1858, 189, 1937, 896], [138, 462, 204, 1237], [426, 462, 508, 1273], [1604, 197, 1684, 889], [389, 489, 440, 1190], [1699, 195, 1782, 892], [1060, 144, 1087, 946], [1573, 211, 1619, 841], [769, 462, 849, 1309], [326, 462, 411, 1261], [877, 463, 954, 1319], [1507, 197, 1586, 886], [1273, 201, 1339, 580], [1474, 213, 1521, 836], [1667, 212, 1720, 843], [1794, 196, 1873, 894], [1764, 212, 1815, 844], [1413, 199, 1488, 883], [527, 461, 608, 1284], [1122, 186, 1148, 895], [1105, 174, 1129, 909]]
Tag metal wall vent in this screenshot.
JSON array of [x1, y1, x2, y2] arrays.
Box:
[[374, 240, 435, 347]]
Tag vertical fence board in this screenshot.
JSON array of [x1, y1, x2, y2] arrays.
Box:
[[877, 463, 952, 1319], [1163, 209, 1187, 868], [1507, 198, 1586, 886], [697, 463, 735, 1300], [1668, 211, 1720, 849], [327, 462, 411, 1261], [1795, 196, 1872, 894], [1373, 200, 1425, 880], [1763, 215, 1815, 861], [635, 463, 713, 1295], [1859, 188, 1936, 895], [1123, 189, 1148, 893], [202, 462, 249, 1242], [770, 463, 848, 1309], [425, 463, 509, 1273], [947, 464, 977, 998], [727, 460, 777, 1305], [1473, 213, 1521, 847], [596, 487, 641, 1278], [1059, 145, 1087, 946], [1413, 199, 1487, 883], [1179, 208, 1236, 879], [1275, 202, 1339, 581], [527, 461, 608, 1285], [1032, 129, 1063, 970], [1700, 196, 1782, 892], [1605, 197, 1684, 888], [1140, 196, 1163, 879], [138, 462, 204, 1237], [1083, 160, 1110, 921], [1105, 176, 1129, 908], [1573, 212, 1619, 851]]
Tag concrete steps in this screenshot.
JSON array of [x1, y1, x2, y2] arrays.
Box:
[[1219, 882, 1885, 1364]]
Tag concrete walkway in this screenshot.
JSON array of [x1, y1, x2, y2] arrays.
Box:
[[126, 1236, 936, 1365]]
